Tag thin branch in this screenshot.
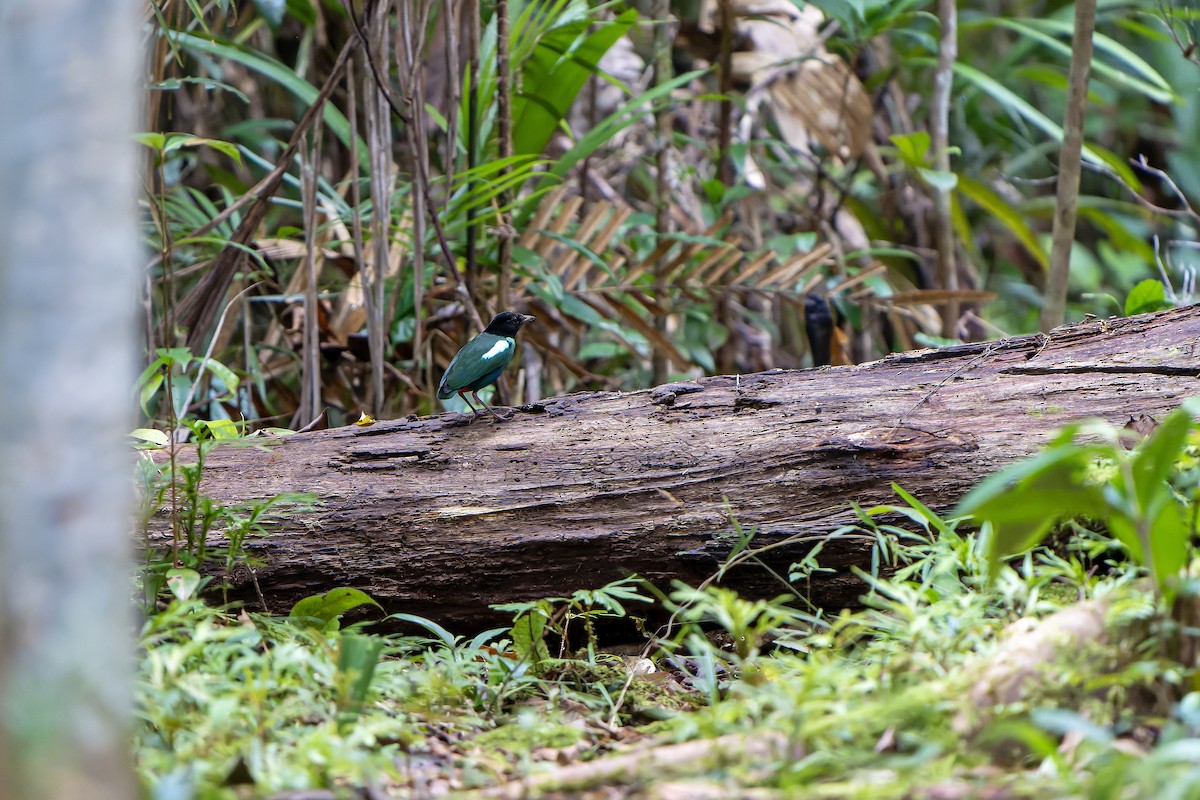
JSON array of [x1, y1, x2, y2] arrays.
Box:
[[932, 0, 958, 338], [1039, 0, 1096, 332], [299, 129, 323, 426], [364, 0, 392, 416], [496, 0, 513, 315], [652, 3, 674, 386], [342, 0, 484, 332], [715, 0, 735, 186], [465, 0, 482, 309], [176, 38, 354, 351]]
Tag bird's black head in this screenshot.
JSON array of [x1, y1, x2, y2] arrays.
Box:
[[483, 311, 535, 337]]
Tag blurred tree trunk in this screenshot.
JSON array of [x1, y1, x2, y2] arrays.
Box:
[[151, 306, 1200, 630], [0, 1, 140, 799]]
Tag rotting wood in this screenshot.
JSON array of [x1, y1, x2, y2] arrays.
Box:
[[148, 305, 1200, 628]]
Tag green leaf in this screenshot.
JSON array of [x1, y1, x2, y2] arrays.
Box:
[[201, 419, 242, 440], [957, 176, 1048, 269], [918, 167, 957, 191], [135, 132, 166, 151], [163, 133, 243, 164], [957, 442, 1108, 572], [512, 8, 638, 157], [948, 61, 1111, 173], [253, 0, 287, 28], [1147, 500, 1189, 597], [166, 568, 202, 602], [289, 587, 382, 628], [1124, 279, 1171, 316], [286, 0, 317, 27], [201, 358, 241, 398], [988, 19, 1176, 105], [138, 371, 165, 414], [387, 612, 458, 649], [888, 131, 930, 168], [130, 428, 170, 447], [511, 611, 552, 670], [1130, 403, 1198, 508], [151, 76, 250, 104], [155, 347, 194, 369], [170, 31, 358, 159], [540, 68, 707, 190], [335, 634, 384, 728], [891, 483, 952, 537]]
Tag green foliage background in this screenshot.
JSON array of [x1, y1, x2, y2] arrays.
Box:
[[141, 0, 1200, 431]]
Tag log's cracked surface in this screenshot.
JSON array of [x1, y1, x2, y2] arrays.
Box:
[[151, 306, 1200, 628]]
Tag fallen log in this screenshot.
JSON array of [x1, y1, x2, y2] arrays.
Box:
[[150, 305, 1200, 628]]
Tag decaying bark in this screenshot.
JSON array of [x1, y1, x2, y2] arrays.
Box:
[[151, 306, 1200, 627]]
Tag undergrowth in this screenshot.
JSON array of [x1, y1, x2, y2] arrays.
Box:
[[135, 408, 1200, 799]]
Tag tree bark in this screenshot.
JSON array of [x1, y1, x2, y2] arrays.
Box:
[[156, 306, 1200, 629], [0, 0, 140, 797]]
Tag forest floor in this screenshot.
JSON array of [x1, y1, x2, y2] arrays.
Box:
[[133, 481, 1200, 800]]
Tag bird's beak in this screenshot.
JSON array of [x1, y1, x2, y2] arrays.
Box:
[[520, 314, 536, 326]]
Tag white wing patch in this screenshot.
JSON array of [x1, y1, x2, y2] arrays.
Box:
[[481, 339, 512, 360]]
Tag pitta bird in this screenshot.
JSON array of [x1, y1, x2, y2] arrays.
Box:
[[437, 311, 535, 420]]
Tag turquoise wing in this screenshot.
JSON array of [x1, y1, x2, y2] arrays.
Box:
[[437, 333, 516, 398]]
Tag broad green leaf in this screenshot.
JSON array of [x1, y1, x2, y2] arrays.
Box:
[[948, 61, 1109, 171], [290, 588, 382, 627], [918, 168, 957, 191], [805, 0, 866, 28], [335, 634, 384, 727], [166, 568, 202, 602], [888, 131, 930, 168], [156, 347, 194, 369], [201, 419, 242, 440], [988, 19, 1176, 104], [956, 437, 1092, 513], [511, 612, 552, 669], [285, 0, 317, 26], [1130, 402, 1199, 509], [130, 428, 170, 447], [170, 31, 359, 159], [1124, 279, 1171, 316], [513, 8, 638, 157], [1147, 499, 1189, 596], [201, 358, 241, 398], [170, 375, 193, 419], [957, 176, 1048, 269], [163, 134, 243, 164], [139, 371, 165, 413], [135, 132, 166, 151], [957, 442, 1108, 573], [975, 484, 1105, 568]]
